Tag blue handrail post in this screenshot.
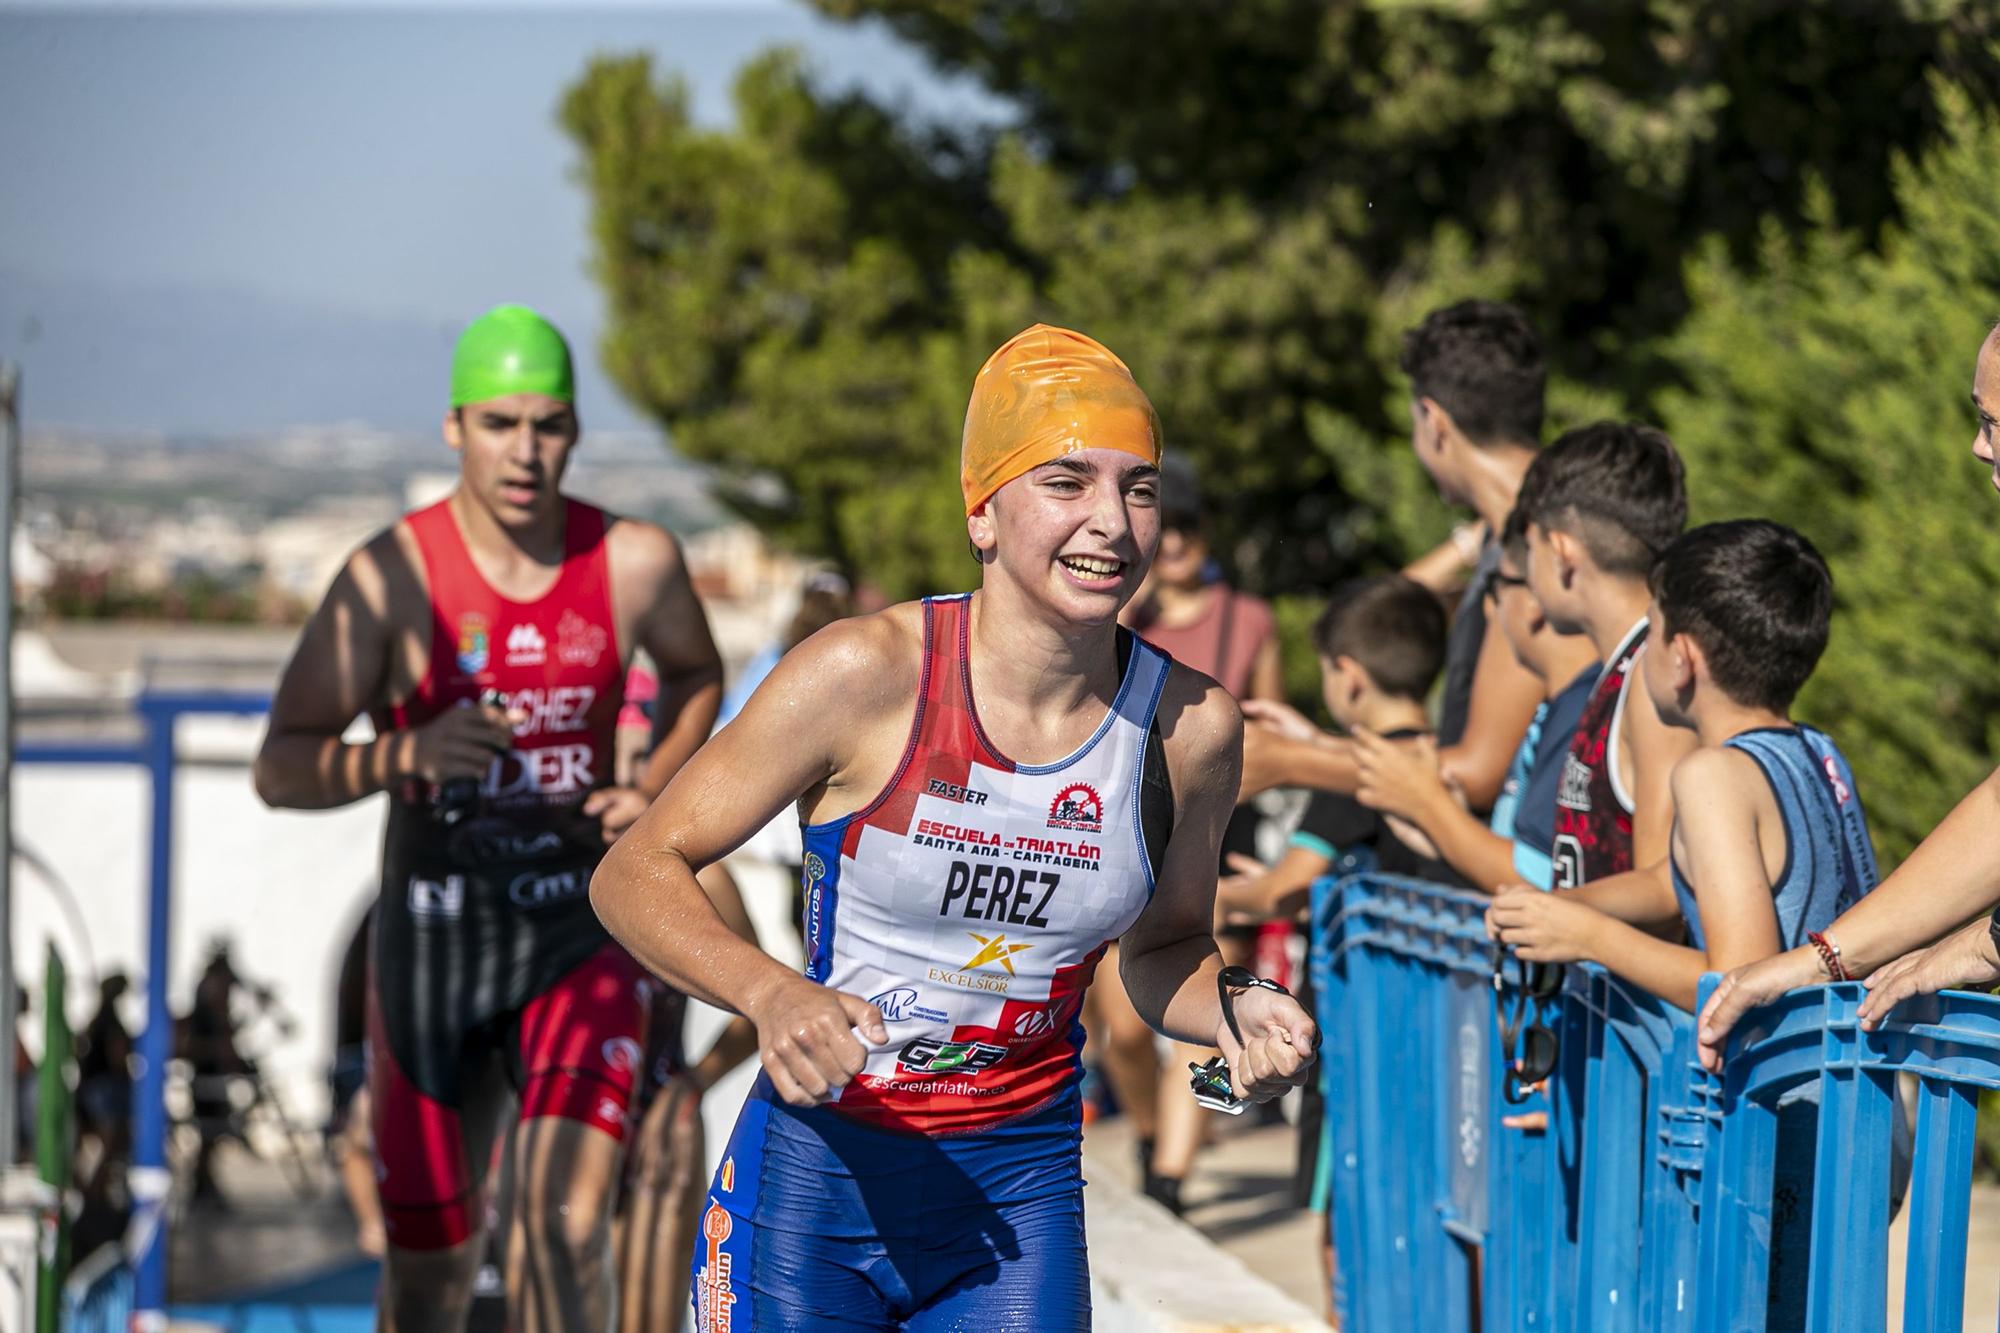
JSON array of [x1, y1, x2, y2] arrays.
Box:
[[1416, 949, 1456, 1332], [1308, 873, 1352, 1329], [131, 697, 176, 1326], [1693, 1081, 1779, 1330], [1571, 973, 1646, 1332], [1801, 989, 1893, 1333], [1639, 1010, 1703, 1331], [1543, 989, 1590, 1333], [1347, 919, 1406, 1330], [1897, 1075, 1977, 1329]]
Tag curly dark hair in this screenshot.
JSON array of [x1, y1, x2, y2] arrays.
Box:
[[1399, 300, 1546, 446]]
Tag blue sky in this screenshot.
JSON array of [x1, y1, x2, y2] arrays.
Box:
[[0, 2, 1007, 433]]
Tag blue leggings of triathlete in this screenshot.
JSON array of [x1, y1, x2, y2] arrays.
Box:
[[692, 1075, 1089, 1332]]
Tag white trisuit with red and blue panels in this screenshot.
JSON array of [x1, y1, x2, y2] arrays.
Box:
[[695, 594, 1176, 1331]]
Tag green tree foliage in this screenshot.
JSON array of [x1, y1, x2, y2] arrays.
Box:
[[1658, 87, 2000, 861], [563, 3, 2000, 857], [563, 2, 2000, 607]]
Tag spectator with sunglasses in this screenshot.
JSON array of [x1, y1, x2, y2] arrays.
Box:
[[1475, 422, 1688, 1132], [1349, 507, 1600, 892]]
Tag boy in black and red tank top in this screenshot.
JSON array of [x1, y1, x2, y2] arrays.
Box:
[[254, 306, 727, 1332], [1508, 422, 1692, 894]]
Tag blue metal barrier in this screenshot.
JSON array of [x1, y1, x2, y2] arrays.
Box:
[[21, 688, 270, 1327], [1315, 872, 2000, 1333]]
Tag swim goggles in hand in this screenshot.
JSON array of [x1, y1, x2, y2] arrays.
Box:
[[1189, 965, 1298, 1115]]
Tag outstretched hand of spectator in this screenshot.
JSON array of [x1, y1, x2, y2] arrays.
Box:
[[1488, 889, 1605, 964], [1696, 946, 1820, 1072], [1240, 698, 1325, 745], [1352, 727, 1447, 823], [1857, 916, 2000, 1029], [1215, 851, 1273, 925], [1500, 1087, 1548, 1134], [1485, 883, 1538, 941]]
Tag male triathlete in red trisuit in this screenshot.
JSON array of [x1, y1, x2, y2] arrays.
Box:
[[254, 305, 723, 1331]]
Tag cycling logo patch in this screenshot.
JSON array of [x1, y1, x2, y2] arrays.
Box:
[[1047, 782, 1104, 833]]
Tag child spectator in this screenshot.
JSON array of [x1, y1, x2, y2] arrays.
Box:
[[1511, 422, 1691, 897], [1489, 519, 1887, 1329], [1217, 575, 1461, 925], [1488, 519, 1875, 1002], [1350, 507, 1601, 892]]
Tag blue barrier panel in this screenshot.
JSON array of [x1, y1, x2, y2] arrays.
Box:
[[1317, 872, 1495, 1333], [21, 689, 271, 1327], [1321, 871, 1721, 1332], [1320, 872, 2000, 1333], [1695, 982, 2000, 1333]]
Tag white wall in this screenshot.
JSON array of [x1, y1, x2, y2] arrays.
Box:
[[12, 731, 805, 1142]]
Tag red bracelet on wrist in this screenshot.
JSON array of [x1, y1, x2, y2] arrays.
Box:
[[1807, 930, 1849, 982]]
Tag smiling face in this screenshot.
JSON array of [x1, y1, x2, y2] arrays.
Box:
[[969, 449, 1161, 626], [1972, 328, 2000, 496], [443, 392, 580, 530]]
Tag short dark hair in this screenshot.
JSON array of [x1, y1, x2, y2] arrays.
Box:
[[1312, 576, 1448, 702], [1649, 520, 1832, 713], [1399, 300, 1547, 446], [1514, 421, 1687, 577]]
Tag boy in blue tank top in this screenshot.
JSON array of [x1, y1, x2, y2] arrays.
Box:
[[1489, 518, 1887, 1331], [1489, 518, 1874, 1007]]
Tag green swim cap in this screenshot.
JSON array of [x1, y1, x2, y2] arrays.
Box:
[[450, 304, 575, 408]]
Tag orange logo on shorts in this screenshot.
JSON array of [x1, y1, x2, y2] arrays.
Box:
[[696, 1203, 736, 1332]]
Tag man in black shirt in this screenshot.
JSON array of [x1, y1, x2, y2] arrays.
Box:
[[1240, 301, 1547, 819]]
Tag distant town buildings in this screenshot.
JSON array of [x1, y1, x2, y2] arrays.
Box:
[[14, 423, 810, 632], [13, 422, 821, 685]]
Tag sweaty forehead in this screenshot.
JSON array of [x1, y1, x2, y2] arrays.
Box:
[[1029, 451, 1158, 480], [467, 392, 573, 419]]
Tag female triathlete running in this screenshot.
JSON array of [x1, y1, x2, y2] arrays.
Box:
[[591, 324, 1318, 1331]]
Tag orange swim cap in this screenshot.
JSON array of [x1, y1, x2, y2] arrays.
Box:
[[960, 324, 1163, 514]]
